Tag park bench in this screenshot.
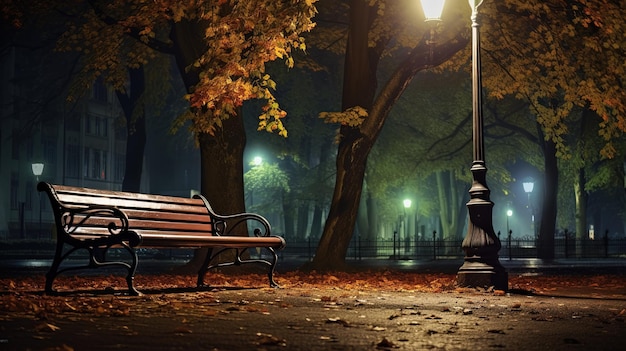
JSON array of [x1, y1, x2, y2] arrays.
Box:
[[37, 182, 286, 295]]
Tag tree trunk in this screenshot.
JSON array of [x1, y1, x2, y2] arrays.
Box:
[[538, 139, 558, 259], [183, 115, 247, 271], [116, 67, 146, 193], [311, 129, 372, 270], [574, 167, 587, 257], [306, 0, 378, 270], [169, 20, 248, 271]]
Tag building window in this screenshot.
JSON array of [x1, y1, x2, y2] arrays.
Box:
[[96, 117, 108, 137], [86, 115, 108, 137], [84, 147, 108, 180], [92, 150, 101, 179]]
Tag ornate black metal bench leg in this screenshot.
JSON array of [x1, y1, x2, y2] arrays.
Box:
[[45, 270, 58, 295], [125, 245, 141, 296], [268, 248, 280, 288], [196, 248, 214, 287], [44, 241, 66, 295]]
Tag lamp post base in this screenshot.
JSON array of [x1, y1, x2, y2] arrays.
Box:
[[456, 256, 508, 291]]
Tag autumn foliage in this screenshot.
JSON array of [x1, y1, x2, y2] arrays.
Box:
[[5, 0, 318, 137]]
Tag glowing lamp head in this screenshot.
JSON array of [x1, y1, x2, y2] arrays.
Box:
[[403, 199, 412, 209], [420, 0, 446, 22]]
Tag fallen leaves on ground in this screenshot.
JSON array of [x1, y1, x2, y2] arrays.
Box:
[[0, 270, 623, 328], [0, 269, 624, 351]]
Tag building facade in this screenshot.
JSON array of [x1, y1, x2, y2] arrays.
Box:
[[1, 46, 134, 239]]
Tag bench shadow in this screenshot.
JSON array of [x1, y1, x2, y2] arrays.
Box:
[[2, 285, 261, 297]]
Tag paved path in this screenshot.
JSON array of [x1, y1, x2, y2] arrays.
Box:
[[1, 282, 625, 350]]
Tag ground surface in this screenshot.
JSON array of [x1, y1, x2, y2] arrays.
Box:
[[0, 265, 625, 350]]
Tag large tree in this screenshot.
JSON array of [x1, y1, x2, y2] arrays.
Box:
[[308, 0, 469, 269], [482, 0, 626, 258]]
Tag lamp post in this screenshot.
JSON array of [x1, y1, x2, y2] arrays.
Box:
[[419, 0, 507, 290], [31, 163, 44, 239], [523, 178, 535, 239]]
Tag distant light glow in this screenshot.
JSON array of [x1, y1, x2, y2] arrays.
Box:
[[31, 163, 44, 177], [506, 209, 513, 217], [523, 181, 534, 193], [403, 199, 412, 209]]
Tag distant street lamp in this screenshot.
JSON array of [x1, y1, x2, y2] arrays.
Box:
[[31, 163, 44, 238], [32, 163, 44, 181], [523, 178, 535, 239], [419, 0, 507, 290]]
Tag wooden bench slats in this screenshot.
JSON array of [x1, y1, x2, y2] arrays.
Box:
[[48, 185, 204, 205], [54, 194, 210, 214], [67, 216, 214, 233], [67, 209, 214, 224]]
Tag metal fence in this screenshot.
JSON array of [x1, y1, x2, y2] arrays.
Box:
[[1, 236, 626, 262], [279, 237, 626, 261]]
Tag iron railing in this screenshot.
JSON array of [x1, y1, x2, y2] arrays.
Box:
[[278, 237, 626, 261]]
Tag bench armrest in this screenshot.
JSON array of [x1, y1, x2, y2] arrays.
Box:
[[193, 194, 272, 237], [59, 205, 141, 246]]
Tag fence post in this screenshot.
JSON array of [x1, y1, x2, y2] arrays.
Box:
[[604, 229, 609, 258], [508, 229, 512, 260], [393, 231, 397, 260]]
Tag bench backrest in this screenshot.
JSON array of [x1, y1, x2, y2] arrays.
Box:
[[38, 182, 216, 242]]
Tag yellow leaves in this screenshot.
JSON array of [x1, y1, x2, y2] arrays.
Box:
[[319, 106, 369, 127], [258, 96, 288, 138]]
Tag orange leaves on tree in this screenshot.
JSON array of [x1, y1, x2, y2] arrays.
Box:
[[35, 0, 317, 137]]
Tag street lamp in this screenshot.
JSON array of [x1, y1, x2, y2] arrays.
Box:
[[31, 162, 44, 239], [419, 0, 507, 290], [523, 178, 535, 239], [32, 163, 44, 181]]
